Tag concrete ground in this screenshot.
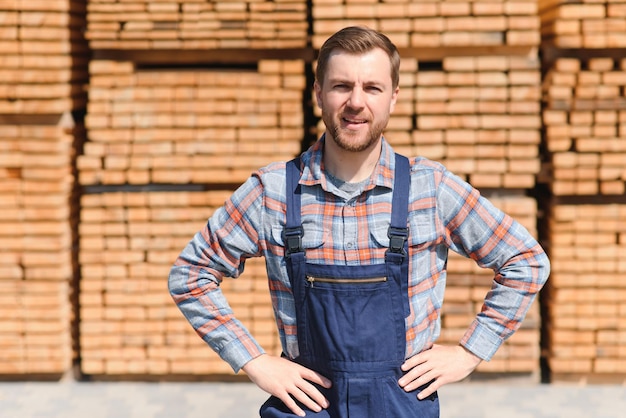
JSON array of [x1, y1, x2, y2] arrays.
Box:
[[1, 380, 625, 417]]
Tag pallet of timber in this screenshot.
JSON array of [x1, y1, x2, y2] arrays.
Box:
[[311, 0, 540, 49], [542, 57, 626, 196], [0, 1, 88, 114], [0, 116, 80, 376], [546, 202, 626, 380], [79, 59, 305, 186], [78, 190, 282, 376], [441, 194, 543, 376], [77, 192, 544, 377], [85, 0, 308, 49], [315, 54, 542, 189], [539, 0, 626, 48]]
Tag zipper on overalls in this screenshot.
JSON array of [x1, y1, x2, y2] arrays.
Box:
[[306, 275, 387, 287]]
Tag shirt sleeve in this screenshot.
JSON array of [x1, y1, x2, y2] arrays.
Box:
[[437, 169, 550, 361], [168, 175, 266, 372]]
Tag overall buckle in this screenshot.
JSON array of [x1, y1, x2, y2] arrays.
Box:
[[283, 226, 304, 256], [387, 226, 408, 256]]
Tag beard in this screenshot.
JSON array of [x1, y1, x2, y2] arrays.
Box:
[[323, 110, 389, 153]]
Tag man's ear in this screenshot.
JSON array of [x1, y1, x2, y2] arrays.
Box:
[[313, 80, 323, 109], [389, 86, 399, 113]]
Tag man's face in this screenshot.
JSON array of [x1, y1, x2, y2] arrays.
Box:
[[315, 48, 399, 153]]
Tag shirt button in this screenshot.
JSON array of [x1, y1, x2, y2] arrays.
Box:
[[346, 242, 354, 249]]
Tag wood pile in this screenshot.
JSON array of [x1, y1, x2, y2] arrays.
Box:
[[316, 53, 542, 190], [0, 117, 81, 376], [370, 55, 541, 189], [85, 0, 309, 49], [0, 1, 88, 113], [10, 0, 626, 383], [311, 6, 544, 378], [77, 59, 305, 186], [546, 203, 626, 379], [0, 0, 86, 376], [312, 0, 541, 48], [540, 1, 626, 383], [542, 57, 626, 380], [75, 0, 308, 377], [78, 190, 281, 376], [539, 0, 626, 48], [542, 57, 626, 196], [78, 38, 543, 377]]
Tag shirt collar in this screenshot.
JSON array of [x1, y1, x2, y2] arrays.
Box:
[[300, 134, 396, 192]]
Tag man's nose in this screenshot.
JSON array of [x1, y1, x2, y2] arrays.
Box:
[[347, 88, 365, 108]]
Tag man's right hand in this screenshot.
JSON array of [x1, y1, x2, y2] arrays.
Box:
[[242, 354, 332, 417]]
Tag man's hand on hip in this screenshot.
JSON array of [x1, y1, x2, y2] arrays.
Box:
[[243, 354, 332, 417], [398, 344, 482, 400]]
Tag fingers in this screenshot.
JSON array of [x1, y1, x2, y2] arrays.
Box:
[[293, 365, 332, 412], [243, 355, 332, 416], [299, 366, 333, 389], [399, 363, 435, 392], [417, 379, 440, 400], [399, 345, 482, 401], [399, 351, 429, 388], [279, 392, 306, 417], [279, 364, 331, 416], [399, 346, 444, 397], [399, 363, 440, 400], [277, 378, 330, 417], [400, 351, 424, 372], [295, 381, 330, 414]]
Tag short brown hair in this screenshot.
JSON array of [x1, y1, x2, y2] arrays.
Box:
[[315, 26, 401, 90]]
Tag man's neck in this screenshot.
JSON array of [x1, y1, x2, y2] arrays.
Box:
[[322, 136, 382, 183]]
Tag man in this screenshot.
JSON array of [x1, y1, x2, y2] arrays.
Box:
[[169, 26, 550, 417]]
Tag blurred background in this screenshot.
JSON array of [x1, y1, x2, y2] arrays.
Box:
[[1, 0, 625, 389]]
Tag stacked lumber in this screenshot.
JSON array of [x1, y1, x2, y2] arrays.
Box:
[[0, 0, 88, 113], [0, 117, 80, 375], [0, 0, 86, 377], [539, 0, 626, 48], [79, 0, 308, 378], [413, 55, 542, 189], [1, 0, 554, 381], [541, 0, 626, 380], [441, 195, 542, 375], [315, 54, 542, 189], [542, 57, 626, 196], [314, 57, 543, 377], [78, 191, 282, 376], [78, 59, 305, 186], [77, 60, 305, 375], [309, 3, 544, 379], [311, 0, 540, 48], [85, 0, 308, 49], [546, 203, 626, 380], [541, 42, 626, 380]]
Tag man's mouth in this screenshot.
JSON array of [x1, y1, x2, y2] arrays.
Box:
[[342, 116, 367, 125]]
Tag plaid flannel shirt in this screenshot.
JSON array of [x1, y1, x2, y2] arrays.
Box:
[[169, 137, 550, 372]]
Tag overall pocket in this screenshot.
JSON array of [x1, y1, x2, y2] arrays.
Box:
[[302, 277, 399, 364]]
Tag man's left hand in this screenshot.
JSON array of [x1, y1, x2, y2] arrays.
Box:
[[398, 344, 482, 399]]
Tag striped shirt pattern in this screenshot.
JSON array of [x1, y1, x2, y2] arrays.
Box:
[[169, 137, 550, 372]]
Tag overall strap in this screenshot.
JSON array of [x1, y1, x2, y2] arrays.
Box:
[[283, 157, 306, 318], [387, 154, 410, 258], [284, 154, 411, 257], [386, 153, 412, 318], [283, 157, 304, 256]]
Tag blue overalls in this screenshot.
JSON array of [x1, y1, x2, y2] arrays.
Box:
[[260, 155, 440, 417]]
